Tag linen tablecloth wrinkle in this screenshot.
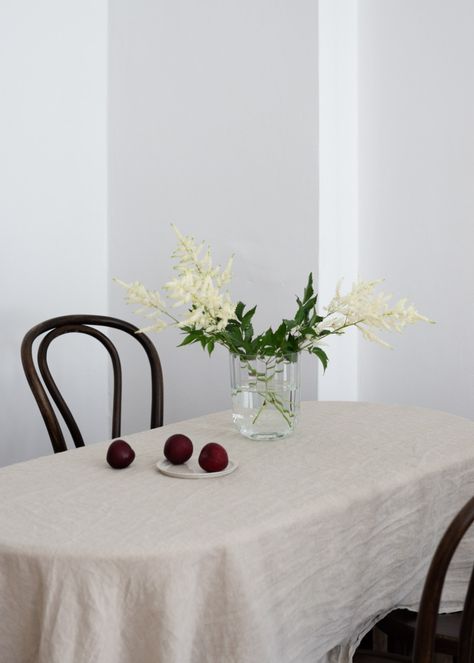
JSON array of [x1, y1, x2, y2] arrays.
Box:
[[0, 401, 473, 663]]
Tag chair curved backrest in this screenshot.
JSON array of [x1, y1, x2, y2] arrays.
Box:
[[413, 496, 474, 663], [21, 315, 164, 453]]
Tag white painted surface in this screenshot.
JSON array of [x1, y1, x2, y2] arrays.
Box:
[[108, 0, 319, 431], [4, 0, 472, 468], [357, 0, 474, 418], [0, 1, 108, 465], [318, 0, 359, 400]]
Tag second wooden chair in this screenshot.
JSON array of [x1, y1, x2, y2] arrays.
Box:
[[21, 314, 164, 453], [356, 495, 474, 663]]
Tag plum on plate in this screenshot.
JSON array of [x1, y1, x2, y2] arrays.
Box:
[[164, 434, 193, 465], [198, 443, 228, 473]]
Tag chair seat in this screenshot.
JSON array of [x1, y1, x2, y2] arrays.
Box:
[[377, 608, 462, 656]]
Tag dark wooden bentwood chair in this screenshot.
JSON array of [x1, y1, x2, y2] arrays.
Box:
[[377, 607, 461, 657], [356, 496, 474, 663], [21, 315, 164, 453]]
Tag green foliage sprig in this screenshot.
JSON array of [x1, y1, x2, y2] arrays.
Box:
[[179, 273, 329, 370], [118, 226, 432, 374]]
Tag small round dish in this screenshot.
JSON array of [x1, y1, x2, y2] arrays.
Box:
[[156, 458, 238, 479]]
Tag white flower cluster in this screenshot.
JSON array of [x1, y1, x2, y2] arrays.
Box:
[[319, 279, 432, 347], [114, 280, 168, 333], [164, 226, 235, 332], [116, 226, 236, 335]]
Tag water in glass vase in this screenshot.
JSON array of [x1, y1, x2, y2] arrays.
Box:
[[229, 352, 301, 440]]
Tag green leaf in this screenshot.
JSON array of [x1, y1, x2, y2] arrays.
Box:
[[295, 307, 305, 325], [308, 311, 323, 327], [207, 339, 215, 355], [303, 295, 317, 311], [225, 318, 240, 332], [286, 334, 299, 352], [283, 318, 298, 330], [243, 339, 257, 355], [178, 331, 201, 347], [244, 323, 254, 341], [311, 347, 329, 371], [293, 274, 318, 327], [303, 272, 314, 303], [227, 327, 244, 346], [235, 301, 245, 321], [242, 306, 257, 327], [274, 322, 287, 347], [259, 327, 274, 348]]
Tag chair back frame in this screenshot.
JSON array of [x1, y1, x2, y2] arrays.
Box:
[[413, 496, 474, 663], [21, 314, 163, 453]]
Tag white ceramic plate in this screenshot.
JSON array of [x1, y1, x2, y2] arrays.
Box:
[[156, 458, 238, 479]]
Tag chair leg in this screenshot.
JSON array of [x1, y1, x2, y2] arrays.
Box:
[[387, 634, 412, 656], [372, 627, 388, 652]]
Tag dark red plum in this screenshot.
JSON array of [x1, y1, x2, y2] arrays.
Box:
[[164, 434, 193, 465], [107, 439, 135, 469], [198, 443, 228, 473]]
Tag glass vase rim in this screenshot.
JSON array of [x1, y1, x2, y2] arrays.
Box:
[[229, 351, 300, 361]]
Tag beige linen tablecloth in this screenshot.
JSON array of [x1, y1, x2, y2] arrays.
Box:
[[1, 401, 474, 663]]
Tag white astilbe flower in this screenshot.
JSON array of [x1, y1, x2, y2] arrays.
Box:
[[323, 279, 432, 347], [315, 312, 346, 334], [216, 256, 234, 288], [163, 225, 236, 332], [115, 279, 164, 310], [115, 226, 236, 336], [113, 279, 168, 333]]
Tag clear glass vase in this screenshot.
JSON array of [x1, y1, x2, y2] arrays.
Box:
[[229, 352, 301, 440]]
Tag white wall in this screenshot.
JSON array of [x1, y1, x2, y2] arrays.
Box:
[[318, 0, 359, 400], [108, 0, 319, 432], [0, 1, 109, 465], [4, 1, 472, 467], [357, 0, 474, 418]]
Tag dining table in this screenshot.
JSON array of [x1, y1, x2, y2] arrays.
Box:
[[1, 400, 474, 663]]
